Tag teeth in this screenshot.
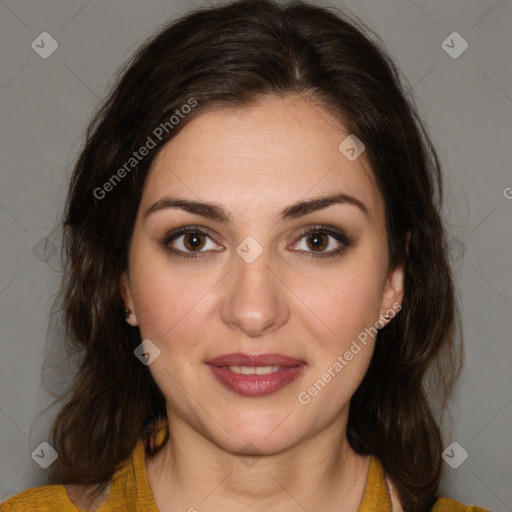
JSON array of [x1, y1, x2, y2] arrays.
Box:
[[228, 365, 281, 375]]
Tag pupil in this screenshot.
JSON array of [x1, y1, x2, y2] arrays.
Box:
[[185, 233, 204, 250], [309, 233, 327, 251]]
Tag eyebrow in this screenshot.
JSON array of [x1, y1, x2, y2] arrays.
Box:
[[144, 192, 369, 223]]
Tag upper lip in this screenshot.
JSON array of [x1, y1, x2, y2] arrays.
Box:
[[206, 352, 305, 367]]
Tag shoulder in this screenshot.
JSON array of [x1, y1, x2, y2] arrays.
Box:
[[384, 472, 491, 512], [1, 426, 161, 512], [2, 482, 112, 511], [0, 484, 74, 511], [432, 497, 492, 512], [2, 419, 169, 512]]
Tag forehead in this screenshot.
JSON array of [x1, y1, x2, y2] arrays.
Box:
[[140, 94, 383, 225]]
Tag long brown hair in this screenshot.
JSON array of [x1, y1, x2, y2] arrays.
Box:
[[46, 1, 462, 510]]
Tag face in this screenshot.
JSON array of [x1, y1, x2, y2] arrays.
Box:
[[120, 94, 404, 455]]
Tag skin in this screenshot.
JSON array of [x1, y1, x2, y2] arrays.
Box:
[[112, 93, 405, 512]]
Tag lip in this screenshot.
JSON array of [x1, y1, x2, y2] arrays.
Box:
[[205, 352, 306, 397], [205, 352, 305, 367]]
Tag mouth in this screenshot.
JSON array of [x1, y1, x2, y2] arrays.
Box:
[[205, 352, 307, 397]]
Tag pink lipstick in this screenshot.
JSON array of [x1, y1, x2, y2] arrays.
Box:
[[205, 352, 306, 397]]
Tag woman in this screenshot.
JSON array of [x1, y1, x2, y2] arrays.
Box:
[[0, 0, 492, 511]]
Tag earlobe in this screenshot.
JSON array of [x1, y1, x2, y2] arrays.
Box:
[[119, 271, 138, 326], [382, 230, 408, 312], [380, 264, 405, 323]]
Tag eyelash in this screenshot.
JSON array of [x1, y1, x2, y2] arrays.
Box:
[[161, 224, 352, 260]]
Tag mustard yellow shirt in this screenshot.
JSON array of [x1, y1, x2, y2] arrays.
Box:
[[1, 420, 491, 511]]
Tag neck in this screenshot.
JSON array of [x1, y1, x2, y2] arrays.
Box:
[[146, 410, 371, 512]]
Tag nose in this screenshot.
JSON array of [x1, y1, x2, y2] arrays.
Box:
[[220, 243, 290, 338]]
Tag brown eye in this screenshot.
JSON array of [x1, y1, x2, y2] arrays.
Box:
[[183, 232, 206, 251], [163, 226, 223, 259], [291, 225, 352, 259], [306, 232, 329, 252]]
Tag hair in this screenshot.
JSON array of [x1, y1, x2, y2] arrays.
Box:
[[45, 1, 463, 510]]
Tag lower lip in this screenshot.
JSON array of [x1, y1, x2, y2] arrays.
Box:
[[206, 364, 306, 397]]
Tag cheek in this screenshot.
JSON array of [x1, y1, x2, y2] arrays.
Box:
[[130, 259, 216, 403], [129, 249, 219, 350], [292, 267, 382, 421], [292, 257, 384, 352]]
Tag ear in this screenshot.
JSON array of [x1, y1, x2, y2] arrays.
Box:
[[378, 262, 405, 325], [120, 270, 138, 327], [379, 231, 409, 324]]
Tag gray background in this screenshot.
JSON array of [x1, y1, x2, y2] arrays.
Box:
[[0, 0, 511, 510]]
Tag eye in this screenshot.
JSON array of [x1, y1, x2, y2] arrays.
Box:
[[163, 226, 222, 259], [162, 224, 351, 260], [290, 225, 351, 259]]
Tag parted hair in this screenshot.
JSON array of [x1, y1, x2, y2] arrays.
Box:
[[46, 1, 462, 511]]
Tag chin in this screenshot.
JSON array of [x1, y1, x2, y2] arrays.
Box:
[[203, 414, 305, 455]]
